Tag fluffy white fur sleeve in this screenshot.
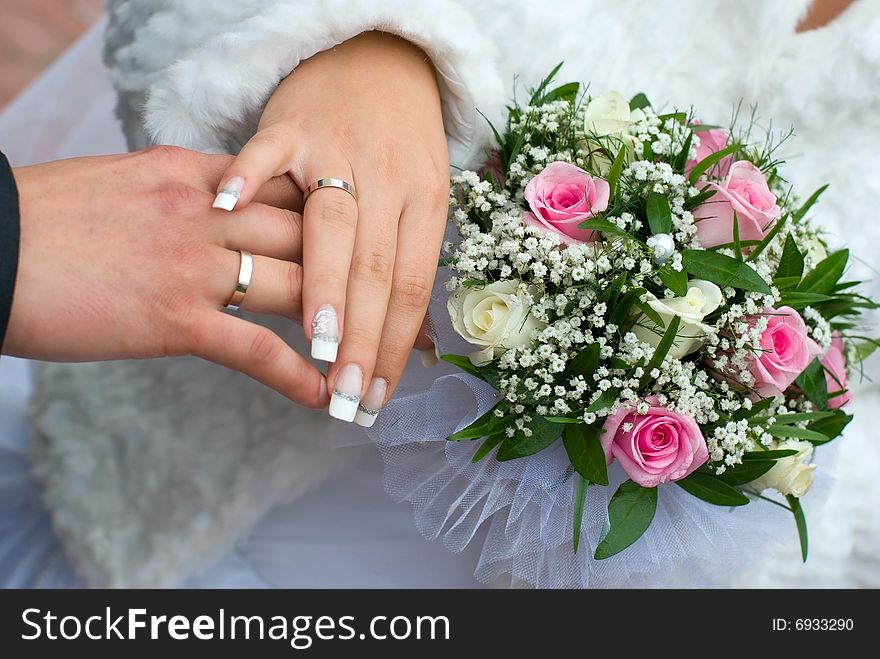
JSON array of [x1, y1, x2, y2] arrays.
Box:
[[105, 0, 503, 170]]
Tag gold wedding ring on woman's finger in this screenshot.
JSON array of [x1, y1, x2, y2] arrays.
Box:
[[304, 178, 357, 203], [225, 250, 253, 311]]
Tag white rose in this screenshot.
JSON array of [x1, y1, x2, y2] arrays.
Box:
[[583, 91, 645, 141], [447, 280, 545, 366], [632, 279, 723, 360], [748, 440, 816, 498]]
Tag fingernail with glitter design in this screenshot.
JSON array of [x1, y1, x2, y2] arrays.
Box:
[[354, 377, 387, 428], [329, 364, 363, 422], [310, 305, 339, 362], [213, 176, 245, 211]]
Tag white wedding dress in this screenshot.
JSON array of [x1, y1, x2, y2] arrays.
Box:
[[2, 0, 879, 588]]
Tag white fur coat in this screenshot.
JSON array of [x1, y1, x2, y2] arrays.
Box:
[[29, 0, 880, 586]]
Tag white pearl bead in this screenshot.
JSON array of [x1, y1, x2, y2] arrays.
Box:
[[651, 233, 676, 264]]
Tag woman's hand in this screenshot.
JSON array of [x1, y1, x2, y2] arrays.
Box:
[[7, 147, 329, 408], [213, 31, 449, 425]]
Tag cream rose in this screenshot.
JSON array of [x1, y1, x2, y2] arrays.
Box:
[[447, 280, 545, 366], [748, 440, 816, 498], [632, 279, 723, 359], [583, 91, 645, 142]]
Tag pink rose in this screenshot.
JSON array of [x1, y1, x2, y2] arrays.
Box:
[[522, 161, 609, 244], [685, 126, 732, 178], [601, 397, 709, 488], [751, 307, 822, 398], [692, 160, 781, 248], [821, 332, 851, 409]]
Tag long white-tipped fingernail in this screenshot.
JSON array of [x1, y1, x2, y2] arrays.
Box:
[[354, 377, 387, 428], [329, 363, 363, 422], [311, 305, 339, 362], [212, 176, 245, 211], [418, 347, 439, 368]]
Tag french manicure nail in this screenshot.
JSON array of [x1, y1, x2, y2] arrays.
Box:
[[354, 377, 387, 428], [310, 305, 339, 362], [418, 348, 439, 368], [212, 176, 245, 211], [329, 363, 363, 422]]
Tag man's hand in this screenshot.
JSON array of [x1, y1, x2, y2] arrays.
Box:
[[6, 147, 329, 408]]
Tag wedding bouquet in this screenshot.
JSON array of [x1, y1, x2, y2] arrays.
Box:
[[438, 65, 876, 563]]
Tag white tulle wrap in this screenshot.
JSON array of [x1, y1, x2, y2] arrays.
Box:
[[364, 268, 831, 588]]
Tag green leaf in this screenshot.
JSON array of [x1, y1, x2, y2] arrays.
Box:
[[807, 410, 853, 443], [732, 212, 743, 261], [795, 358, 828, 410], [599, 272, 628, 306], [672, 131, 693, 174], [684, 188, 717, 211], [687, 144, 738, 184], [447, 407, 498, 441], [440, 354, 502, 390], [572, 475, 588, 553], [718, 461, 776, 486], [606, 146, 627, 199], [657, 264, 688, 296], [747, 213, 789, 262], [594, 481, 657, 559], [496, 416, 561, 461], [676, 472, 750, 506], [585, 387, 620, 414], [610, 287, 646, 326], [629, 92, 651, 111], [732, 396, 776, 420], [568, 342, 601, 379], [681, 249, 771, 294], [538, 81, 580, 104], [855, 339, 880, 362], [775, 233, 804, 283], [791, 184, 829, 223], [771, 411, 835, 425], [798, 249, 849, 295], [777, 292, 832, 309], [544, 416, 582, 424], [633, 298, 666, 329], [743, 449, 799, 460], [563, 424, 609, 485], [766, 425, 831, 443], [579, 217, 640, 242], [639, 316, 681, 389], [645, 192, 672, 235], [529, 61, 564, 105], [657, 111, 688, 124], [786, 495, 809, 562], [771, 276, 802, 290], [471, 434, 504, 463], [440, 354, 482, 379]]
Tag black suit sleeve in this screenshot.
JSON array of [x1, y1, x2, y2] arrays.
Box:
[[0, 150, 21, 352]]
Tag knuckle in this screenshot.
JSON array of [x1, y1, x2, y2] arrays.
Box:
[[341, 325, 379, 352], [421, 177, 450, 212], [282, 261, 304, 304], [282, 209, 303, 247], [391, 273, 433, 311], [249, 124, 296, 153], [156, 181, 207, 215], [247, 327, 282, 366], [309, 271, 349, 294], [374, 139, 403, 176], [350, 246, 393, 284], [143, 145, 193, 172]]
